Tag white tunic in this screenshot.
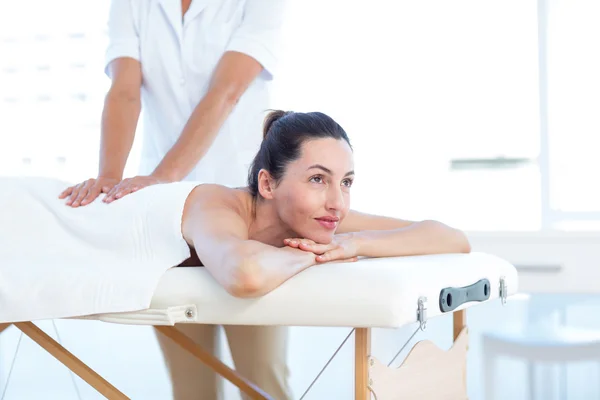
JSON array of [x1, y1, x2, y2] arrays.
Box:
[[104, 0, 286, 186]]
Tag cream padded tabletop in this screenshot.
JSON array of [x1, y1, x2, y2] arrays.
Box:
[[86, 252, 518, 328]]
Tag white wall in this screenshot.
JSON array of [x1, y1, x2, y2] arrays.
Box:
[[1, 233, 600, 399]]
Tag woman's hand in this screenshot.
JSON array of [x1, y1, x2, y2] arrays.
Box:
[[103, 175, 168, 203], [283, 233, 359, 264], [59, 176, 120, 207]]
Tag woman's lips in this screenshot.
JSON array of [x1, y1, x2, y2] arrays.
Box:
[[316, 218, 338, 230]]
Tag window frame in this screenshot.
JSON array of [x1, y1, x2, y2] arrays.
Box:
[[538, 0, 600, 228], [449, 0, 600, 230]]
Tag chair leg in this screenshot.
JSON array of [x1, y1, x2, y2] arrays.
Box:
[[559, 363, 567, 400], [527, 361, 536, 400], [483, 344, 497, 400]]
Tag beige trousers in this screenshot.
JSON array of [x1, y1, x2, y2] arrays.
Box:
[[155, 324, 293, 400]]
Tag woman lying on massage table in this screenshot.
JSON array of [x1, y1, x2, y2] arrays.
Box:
[[168, 109, 471, 298], [0, 109, 479, 400]]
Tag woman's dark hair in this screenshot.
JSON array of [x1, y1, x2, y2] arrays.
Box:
[[247, 110, 352, 198]]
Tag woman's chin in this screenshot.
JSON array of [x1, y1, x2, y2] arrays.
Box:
[[310, 233, 335, 245]]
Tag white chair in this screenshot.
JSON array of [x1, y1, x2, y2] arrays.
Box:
[[482, 294, 600, 400]]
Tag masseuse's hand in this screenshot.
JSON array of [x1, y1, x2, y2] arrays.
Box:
[[103, 175, 168, 203], [59, 176, 119, 207], [283, 233, 359, 264]]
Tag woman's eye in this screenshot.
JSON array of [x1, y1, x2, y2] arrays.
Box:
[[342, 179, 353, 187], [310, 175, 324, 184]]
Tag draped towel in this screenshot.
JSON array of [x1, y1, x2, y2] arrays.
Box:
[[0, 177, 199, 323]]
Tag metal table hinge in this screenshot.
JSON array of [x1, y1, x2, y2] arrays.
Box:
[[499, 276, 507, 305], [417, 296, 427, 331]]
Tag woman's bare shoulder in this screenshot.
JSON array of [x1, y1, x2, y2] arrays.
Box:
[[179, 184, 252, 266]]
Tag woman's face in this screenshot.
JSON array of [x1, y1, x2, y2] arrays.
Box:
[[272, 137, 354, 244]]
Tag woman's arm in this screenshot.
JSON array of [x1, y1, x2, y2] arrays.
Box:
[[335, 210, 471, 258], [182, 186, 316, 298], [350, 219, 471, 258]]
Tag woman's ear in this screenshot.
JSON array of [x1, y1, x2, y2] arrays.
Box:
[[257, 169, 276, 200]]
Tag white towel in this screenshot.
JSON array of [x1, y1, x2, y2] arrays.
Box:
[[0, 176, 199, 323]]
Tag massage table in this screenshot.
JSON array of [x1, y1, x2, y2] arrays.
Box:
[[0, 251, 517, 399]]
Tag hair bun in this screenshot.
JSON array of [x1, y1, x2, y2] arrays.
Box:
[[263, 109, 289, 139]]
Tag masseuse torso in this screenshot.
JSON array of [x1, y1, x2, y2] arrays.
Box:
[[127, 0, 274, 184], [60, 0, 285, 207]]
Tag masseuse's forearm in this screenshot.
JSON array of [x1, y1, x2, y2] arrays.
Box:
[[98, 91, 141, 180], [151, 89, 236, 182], [151, 50, 263, 182], [354, 220, 471, 258]]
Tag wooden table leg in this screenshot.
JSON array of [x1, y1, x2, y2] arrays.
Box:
[[453, 309, 467, 341], [0, 323, 12, 335], [355, 327, 371, 400], [14, 322, 129, 400], [453, 309, 468, 392]]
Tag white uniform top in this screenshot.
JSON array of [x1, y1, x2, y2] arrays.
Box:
[[104, 0, 286, 186]]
